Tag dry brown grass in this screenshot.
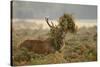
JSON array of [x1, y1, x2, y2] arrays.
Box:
[[12, 20, 97, 66]]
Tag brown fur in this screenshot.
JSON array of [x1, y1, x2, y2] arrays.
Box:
[[19, 40, 55, 54]]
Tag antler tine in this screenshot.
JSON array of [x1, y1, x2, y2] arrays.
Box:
[[45, 17, 52, 28], [51, 21, 55, 27]]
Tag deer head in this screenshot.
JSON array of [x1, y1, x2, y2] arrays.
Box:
[[45, 14, 77, 52]]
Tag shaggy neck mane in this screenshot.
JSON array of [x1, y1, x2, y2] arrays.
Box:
[[49, 26, 66, 51]]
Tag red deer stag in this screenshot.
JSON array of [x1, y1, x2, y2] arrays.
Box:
[[19, 14, 77, 54]]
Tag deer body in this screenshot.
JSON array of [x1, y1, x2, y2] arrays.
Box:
[[19, 14, 77, 54], [20, 40, 55, 54]]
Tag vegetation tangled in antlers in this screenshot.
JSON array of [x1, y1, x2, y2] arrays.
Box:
[[46, 13, 77, 52]]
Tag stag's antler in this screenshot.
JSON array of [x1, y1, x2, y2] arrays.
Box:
[[45, 17, 55, 28], [51, 21, 55, 27], [45, 17, 52, 28]]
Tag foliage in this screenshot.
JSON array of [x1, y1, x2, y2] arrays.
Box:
[[12, 14, 97, 66], [49, 13, 77, 51]]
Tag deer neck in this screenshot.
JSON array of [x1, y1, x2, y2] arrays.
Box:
[[50, 28, 66, 51]]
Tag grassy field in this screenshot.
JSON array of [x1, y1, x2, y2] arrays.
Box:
[[12, 20, 97, 66]]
